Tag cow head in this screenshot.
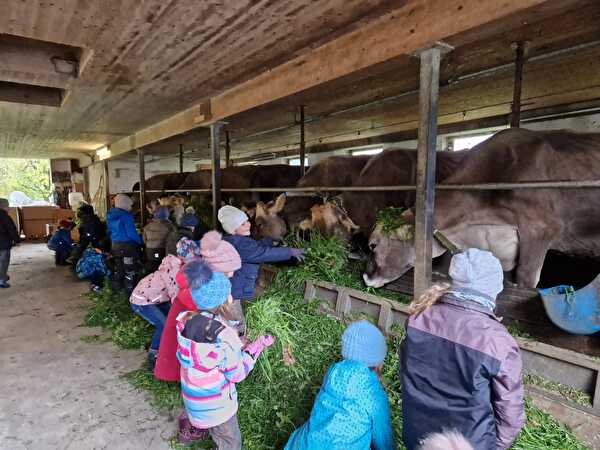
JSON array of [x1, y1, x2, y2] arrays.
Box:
[[253, 194, 288, 240], [363, 209, 417, 288], [301, 198, 360, 240]]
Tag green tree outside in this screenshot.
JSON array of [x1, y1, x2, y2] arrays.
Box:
[[0, 158, 53, 201]]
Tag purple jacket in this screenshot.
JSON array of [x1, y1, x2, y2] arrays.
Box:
[[400, 295, 525, 450]]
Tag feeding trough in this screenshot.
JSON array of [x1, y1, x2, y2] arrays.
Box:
[[539, 275, 600, 336]]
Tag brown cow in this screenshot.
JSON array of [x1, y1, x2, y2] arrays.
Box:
[[363, 128, 600, 288]]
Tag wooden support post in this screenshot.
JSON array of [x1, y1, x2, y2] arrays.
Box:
[[225, 130, 232, 168], [414, 44, 448, 299], [299, 105, 306, 176], [510, 42, 526, 128], [137, 148, 146, 226], [102, 160, 111, 216], [211, 122, 225, 227], [179, 144, 184, 173]]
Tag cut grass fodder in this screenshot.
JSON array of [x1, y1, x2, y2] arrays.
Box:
[[524, 373, 592, 408]]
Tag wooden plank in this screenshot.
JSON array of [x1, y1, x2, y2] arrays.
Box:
[[414, 46, 443, 298], [210, 123, 223, 228], [106, 0, 549, 158], [137, 149, 146, 226], [510, 42, 526, 127]]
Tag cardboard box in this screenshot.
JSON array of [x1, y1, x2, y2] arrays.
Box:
[[22, 219, 51, 239], [21, 206, 57, 221]]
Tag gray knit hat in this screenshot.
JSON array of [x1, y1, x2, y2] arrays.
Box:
[[449, 248, 504, 302]]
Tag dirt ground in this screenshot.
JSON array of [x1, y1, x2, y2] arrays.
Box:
[[0, 244, 173, 449]]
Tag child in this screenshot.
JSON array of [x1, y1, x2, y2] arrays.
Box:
[[218, 205, 305, 334], [171, 195, 186, 225], [176, 261, 273, 448], [107, 194, 143, 294], [47, 219, 74, 265], [153, 237, 241, 383], [165, 208, 199, 256], [0, 198, 19, 288], [401, 249, 524, 450], [129, 254, 181, 369], [285, 320, 394, 450], [143, 206, 175, 272]]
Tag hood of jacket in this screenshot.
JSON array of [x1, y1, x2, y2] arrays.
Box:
[[107, 207, 129, 222]]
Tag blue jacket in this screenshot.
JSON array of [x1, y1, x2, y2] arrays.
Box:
[[285, 360, 394, 450], [106, 208, 143, 245], [47, 228, 73, 251], [223, 235, 293, 300]]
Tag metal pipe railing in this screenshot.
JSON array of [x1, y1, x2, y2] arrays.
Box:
[[120, 179, 600, 196]]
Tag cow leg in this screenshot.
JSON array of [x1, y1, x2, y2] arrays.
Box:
[[516, 233, 552, 288]]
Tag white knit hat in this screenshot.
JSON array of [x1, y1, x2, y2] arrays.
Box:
[[449, 248, 504, 301], [218, 205, 248, 234], [114, 194, 133, 211]]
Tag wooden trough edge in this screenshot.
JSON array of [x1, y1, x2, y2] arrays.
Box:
[[302, 279, 600, 447]]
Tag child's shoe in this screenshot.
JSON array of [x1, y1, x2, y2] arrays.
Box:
[[178, 412, 209, 445]]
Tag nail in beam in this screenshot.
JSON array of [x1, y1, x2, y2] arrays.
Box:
[[137, 148, 146, 226], [211, 122, 226, 227], [414, 43, 451, 299]]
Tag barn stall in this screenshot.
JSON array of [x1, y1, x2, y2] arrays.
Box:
[[3, 0, 600, 448]]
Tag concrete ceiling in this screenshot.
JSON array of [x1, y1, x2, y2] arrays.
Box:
[[0, 0, 404, 160], [1, 0, 599, 163]]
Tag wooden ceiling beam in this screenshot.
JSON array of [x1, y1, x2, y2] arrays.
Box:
[[106, 0, 551, 159]]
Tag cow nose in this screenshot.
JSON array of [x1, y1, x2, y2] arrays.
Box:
[[369, 242, 376, 251]]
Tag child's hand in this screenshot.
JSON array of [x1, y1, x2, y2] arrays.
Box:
[[245, 335, 275, 358]]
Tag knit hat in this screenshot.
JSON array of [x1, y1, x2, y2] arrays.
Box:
[[341, 321, 387, 367], [114, 194, 133, 211], [186, 260, 232, 310], [200, 231, 242, 273], [0, 198, 8, 210], [78, 203, 94, 216], [59, 219, 73, 229], [180, 213, 199, 228], [154, 207, 170, 221], [449, 248, 504, 305], [176, 237, 201, 261], [218, 205, 248, 234]]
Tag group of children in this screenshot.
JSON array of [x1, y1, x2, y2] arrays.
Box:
[[44, 192, 526, 450]]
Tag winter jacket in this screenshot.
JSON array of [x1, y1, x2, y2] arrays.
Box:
[[154, 270, 197, 382], [401, 295, 525, 450], [78, 213, 106, 249], [143, 218, 175, 249], [165, 226, 194, 256], [223, 235, 293, 300], [47, 228, 73, 252], [130, 255, 181, 306], [285, 360, 394, 450], [106, 208, 142, 245], [176, 310, 256, 428], [0, 209, 19, 250]]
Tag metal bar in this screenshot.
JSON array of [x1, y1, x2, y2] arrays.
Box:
[[299, 105, 306, 176], [510, 42, 526, 128], [137, 148, 146, 226], [179, 144, 184, 173], [414, 46, 443, 299], [225, 130, 232, 168], [211, 122, 225, 227], [102, 160, 111, 216], [123, 179, 600, 195]]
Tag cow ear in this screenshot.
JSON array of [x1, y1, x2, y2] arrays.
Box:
[[402, 208, 415, 224], [270, 194, 286, 214], [241, 205, 256, 219], [255, 202, 267, 219]]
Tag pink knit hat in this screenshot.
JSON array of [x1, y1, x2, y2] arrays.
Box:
[[200, 231, 241, 274]]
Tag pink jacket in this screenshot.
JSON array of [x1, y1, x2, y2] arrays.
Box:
[[129, 255, 182, 305]]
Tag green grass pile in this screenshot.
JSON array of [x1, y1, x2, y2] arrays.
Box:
[[81, 236, 590, 450]]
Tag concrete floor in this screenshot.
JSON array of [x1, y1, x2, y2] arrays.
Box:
[[0, 244, 173, 450]]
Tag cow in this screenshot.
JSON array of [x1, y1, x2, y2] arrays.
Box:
[[363, 128, 600, 288], [251, 155, 372, 239], [300, 149, 470, 239]]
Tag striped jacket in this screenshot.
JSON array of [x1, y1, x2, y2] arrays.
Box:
[[176, 310, 256, 428]]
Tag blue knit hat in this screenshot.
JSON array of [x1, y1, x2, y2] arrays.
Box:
[[190, 270, 232, 310], [180, 213, 199, 228], [341, 321, 387, 367], [154, 207, 170, 221]]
